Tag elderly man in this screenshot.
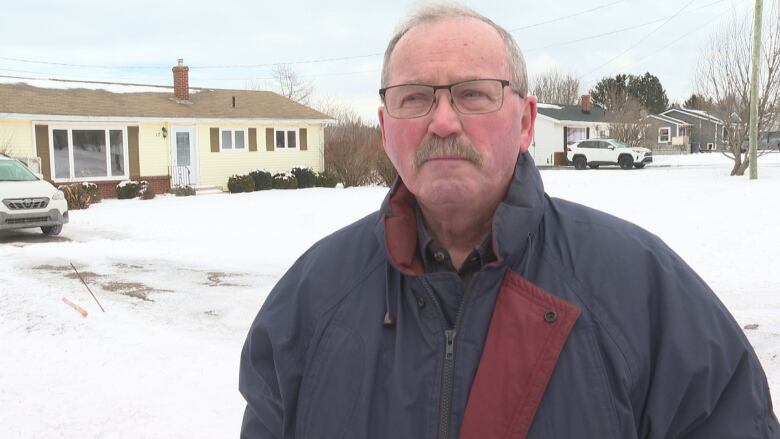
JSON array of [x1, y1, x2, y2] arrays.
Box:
[[239, 4, 778, 438]]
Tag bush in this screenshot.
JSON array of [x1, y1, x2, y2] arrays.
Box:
[[140, 184, 156, 200], [58, 182, 100, 210], [116, 180, 148, 199], [272, 172, 298, 189], [169, 185, 196, 197], [315, 171, 339, 188], [249, 169, 273, 191], [291, 166, 317, 188], [227, 174, 255, 193]]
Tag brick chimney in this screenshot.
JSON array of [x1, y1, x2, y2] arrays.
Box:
[[581, 95, 591, 113], [172, 58, 189, 101]]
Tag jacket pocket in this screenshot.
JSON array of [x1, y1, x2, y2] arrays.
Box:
[[530, 327, 623, 438], [296, 322, 365, 439]]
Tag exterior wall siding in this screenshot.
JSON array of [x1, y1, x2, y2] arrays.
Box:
[[196, 123, 324, 189], [530, 118, 558, 166], [663, 110, 723, 152], [0, 119, 35, 157], [138, 122, 170, 177]]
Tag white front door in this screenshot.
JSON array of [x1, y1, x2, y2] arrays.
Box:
[[170, 126, 197, 186]]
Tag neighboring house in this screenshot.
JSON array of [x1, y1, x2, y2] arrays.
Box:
[[644, 113, 692, 154], [655, 107, 725, 153], [0, 60, 334, 198], [533, 96, 610, 166]]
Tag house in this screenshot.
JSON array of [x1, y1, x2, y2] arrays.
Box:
[[0, 59, 334, 197], [532, 96, 610, 166], [646, 107, 725, 153]]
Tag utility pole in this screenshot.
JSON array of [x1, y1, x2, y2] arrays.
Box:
[[748, 0, 763, 179]]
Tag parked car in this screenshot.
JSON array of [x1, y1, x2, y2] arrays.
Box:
[[0, 154, 68, 235], [567, 139, 653, 170]]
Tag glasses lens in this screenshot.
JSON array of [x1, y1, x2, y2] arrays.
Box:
[[385, 85, 434, 118], [451, 80, 504, 114]]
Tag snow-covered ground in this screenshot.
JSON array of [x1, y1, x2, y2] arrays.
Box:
[[1, 153, 778, 438]]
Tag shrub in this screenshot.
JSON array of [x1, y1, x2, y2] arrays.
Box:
[[116, 180, 148, 199], [291, 166, 317, 188], [249, 169, 273, 191], [315, 171, 339, 188], [58, 182, 100, 210], [140, 184, 156, 200], [272, 172, 298, 189], [169, 185, 196, 197], [227, 174, 255, 193]]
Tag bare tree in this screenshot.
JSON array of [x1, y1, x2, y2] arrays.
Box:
[[530, 70, 580, 105], [0, 135, 13, 156], [694, 9, 780, 176], [270, 64, 314, 105], [597, 86, 651, 147]]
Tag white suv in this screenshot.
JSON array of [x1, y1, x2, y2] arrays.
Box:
[[567, 139, 653, 170], [0, 155, 68, 235]]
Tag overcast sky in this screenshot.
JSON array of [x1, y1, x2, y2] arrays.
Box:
[[0, 0, 769, 123]]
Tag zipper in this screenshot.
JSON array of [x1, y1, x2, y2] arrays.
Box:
[[421, 275, 478, 439]]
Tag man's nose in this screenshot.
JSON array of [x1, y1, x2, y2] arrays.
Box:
[[427, 90, 463, 139]]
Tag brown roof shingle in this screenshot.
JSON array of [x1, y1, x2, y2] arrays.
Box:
[[0, 83, 332, 120]]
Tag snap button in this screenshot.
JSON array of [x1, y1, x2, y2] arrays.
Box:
[[433, 251, 446, 263], [416, 295, 426, 308], [544, 311, 558, 323]]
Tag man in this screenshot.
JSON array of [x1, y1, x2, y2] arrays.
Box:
[[240, 4, 778, 438]]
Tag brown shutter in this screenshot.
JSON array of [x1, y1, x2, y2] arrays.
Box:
[[248, 128, 257, 152], [34, 125, 51, 181], [128, 126, 140, 179], [210, 128, 219, 152], [266, 128, 274, 151], [299, 128, 308, 151]]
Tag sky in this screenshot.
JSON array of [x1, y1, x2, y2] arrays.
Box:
[[0, 0, 771, 123]]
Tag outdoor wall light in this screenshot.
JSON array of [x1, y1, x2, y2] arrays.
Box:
[[161, 127, 168, 138]]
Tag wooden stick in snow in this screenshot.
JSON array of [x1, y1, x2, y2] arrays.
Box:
[[62, 297, 88, 318], [69, 262, 105, 312]]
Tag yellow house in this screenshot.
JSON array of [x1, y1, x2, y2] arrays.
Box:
[[0, 60, 334, 197]]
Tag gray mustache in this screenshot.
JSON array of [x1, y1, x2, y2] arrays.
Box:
[[413, 137, 483, 169]]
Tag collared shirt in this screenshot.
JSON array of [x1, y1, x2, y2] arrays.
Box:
[[415, 205, 496, 325]]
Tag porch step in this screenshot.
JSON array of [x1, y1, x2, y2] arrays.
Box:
[[194, 185, 224, 195]]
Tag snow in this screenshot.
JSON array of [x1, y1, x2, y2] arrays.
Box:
[[1, 153, 779, 437], [536, 103, 564, 109]]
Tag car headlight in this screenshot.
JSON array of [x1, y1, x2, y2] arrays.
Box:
[[52, 190, 65, 201]]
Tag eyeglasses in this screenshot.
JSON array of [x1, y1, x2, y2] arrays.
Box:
[[379, 79, 521, 119]]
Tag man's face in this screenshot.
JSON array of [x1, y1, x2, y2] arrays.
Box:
[[379, 17, 537, 209]]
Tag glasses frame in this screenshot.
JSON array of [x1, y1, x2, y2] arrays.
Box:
[[379, 79, 521, 119]]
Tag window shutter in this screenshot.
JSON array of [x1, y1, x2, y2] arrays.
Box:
[[299, 128, 308, 151], [34, 125, 51, 181], [266, 128, 274, 151], [249, 128, 257, 152], [128, 126, 140, 179], [210, 128, 219, 152]]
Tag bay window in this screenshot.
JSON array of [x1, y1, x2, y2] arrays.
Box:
[[51, 126, 127, 181]]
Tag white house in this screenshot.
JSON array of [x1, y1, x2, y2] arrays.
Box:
[[531, 96, 610, 166]]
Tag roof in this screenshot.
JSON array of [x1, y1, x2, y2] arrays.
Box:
[[662, 107, 723, 124], [648, 114, 690, 126], [536, 103, 608, 123], [0, 82, 332, 121]]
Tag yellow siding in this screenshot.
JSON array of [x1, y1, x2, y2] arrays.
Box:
[[196, 123, 325, 189], [0, 119, 35, 157], [138, 121, 170, 176]]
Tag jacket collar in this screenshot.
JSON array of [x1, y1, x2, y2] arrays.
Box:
[[377, 152, 545, 276]]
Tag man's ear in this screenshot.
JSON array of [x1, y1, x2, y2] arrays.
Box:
[[518, 95, 537, 153], [378, 106, 389, 150]]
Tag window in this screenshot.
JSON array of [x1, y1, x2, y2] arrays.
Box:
[[658, 127, 671, 143], [275, 129, 298, 149], [566, 127, 586, 146], [220, 129, 247, 151], [50, 127, 127, 181]]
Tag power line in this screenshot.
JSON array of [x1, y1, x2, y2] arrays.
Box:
[[509, 0, 625, 31], [580, 0, 699, 78]]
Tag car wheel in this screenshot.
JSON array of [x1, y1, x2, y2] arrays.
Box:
[[619, 155, 633, 170], [588, 164, 599, 169], [41, 225, 62, 236], [634, 163, 646, 169], [573, 156, 587, 170]]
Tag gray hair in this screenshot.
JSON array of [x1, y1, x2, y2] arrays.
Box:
[[380, 3, 528, 97]]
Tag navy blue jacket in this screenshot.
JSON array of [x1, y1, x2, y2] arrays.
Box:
[[239, 153, 778, 438]]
